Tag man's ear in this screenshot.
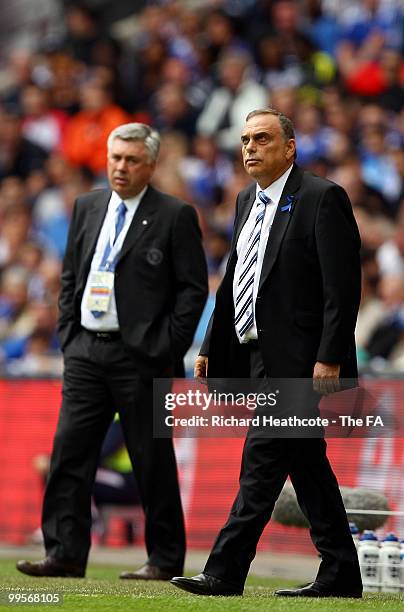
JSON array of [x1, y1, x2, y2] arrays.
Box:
[[286, 139, 296, 161]]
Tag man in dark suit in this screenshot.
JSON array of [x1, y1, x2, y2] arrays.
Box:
[[17, 123, 208, 580], [171, 109, 363, 598]]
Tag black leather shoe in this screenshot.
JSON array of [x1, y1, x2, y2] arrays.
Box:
[[119, 564, 178, 580], [170, 573, 243, 596], [275, 582, 362, 598], [16, 557, 84, 578]]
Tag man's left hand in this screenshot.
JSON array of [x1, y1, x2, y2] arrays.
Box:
[[313, 362, 341, 395]]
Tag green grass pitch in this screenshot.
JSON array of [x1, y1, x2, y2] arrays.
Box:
[[0, 559, 403, 611]]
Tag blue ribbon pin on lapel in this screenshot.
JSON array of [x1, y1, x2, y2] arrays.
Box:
[[281, 194, 295, 214]]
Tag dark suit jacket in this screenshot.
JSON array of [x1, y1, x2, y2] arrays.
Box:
[[202, 164, 361, 379], [58, 185, 208, 379]]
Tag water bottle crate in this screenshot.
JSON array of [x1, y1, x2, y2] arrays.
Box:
[[363, 582, 404, 592]]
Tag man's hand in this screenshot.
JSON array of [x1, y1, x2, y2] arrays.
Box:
[[313, 361, 341, 395], [194, 355, 208, 381]]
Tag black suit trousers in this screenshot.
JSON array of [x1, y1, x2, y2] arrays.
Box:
[[204, 347, 361, 589], [42, 329, 185, 571]]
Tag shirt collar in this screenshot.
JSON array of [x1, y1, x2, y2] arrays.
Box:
[[110, 185, 148, 213], [255, 164, 293, 206]]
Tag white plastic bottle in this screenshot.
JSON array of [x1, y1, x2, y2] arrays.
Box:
[[349, 522, 360, 550], [358, 530, 380, 592], [401, 547, 404, 594], [401, 540, 404, 593], [380, 533, 401, 593]]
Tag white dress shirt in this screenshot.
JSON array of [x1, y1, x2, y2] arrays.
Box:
[[81, 187, 147, 331], [233, 164, 293, 342]]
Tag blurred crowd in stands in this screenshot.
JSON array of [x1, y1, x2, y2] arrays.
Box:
[[0, 0, 402, 377]]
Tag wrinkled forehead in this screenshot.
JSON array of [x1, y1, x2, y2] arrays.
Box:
[[241, 114, 282, 138], [109, 137, 148, 157], [110, 137, 145, 150]]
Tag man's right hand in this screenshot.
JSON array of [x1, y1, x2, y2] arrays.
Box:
[[194, 355, 208, 380]]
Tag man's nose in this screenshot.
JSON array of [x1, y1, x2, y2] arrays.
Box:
[[116, 159, 127, 171], [245, 139, 256, 152]]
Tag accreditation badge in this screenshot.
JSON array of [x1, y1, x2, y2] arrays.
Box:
[[86, 271, 115, 312]]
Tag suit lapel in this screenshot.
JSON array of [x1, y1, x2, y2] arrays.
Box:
[[232, 185, 256, 252], [258, 164, 303, 292], [117, 185, 158, 264], [222, 186, 255, 279], [84, 190, 111, 264]]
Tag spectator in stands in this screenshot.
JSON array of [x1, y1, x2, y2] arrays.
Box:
[[0, 265, 32, 342], [197, 49, 268, 154], [365, 275, 404, 369], [0, 106, 48, 180], [203, 10, 243, 64], [204, 230, 231, 275], [209, 162, 251, 241], [302, 0, 341, 56], [376, 48, 404, 113], [160, 57, 211, 115], [62, 4, 105, 66], [152, 132, 192, 203], [20, 85, 68, 154], [62, 75, 129, 175], [294, 32, 336, 90], [256, 35, 302, 91], [180, 135, 234, 208], [33, 166, 94, 260], [0, 49, 34, 108], [377, 224, 404, 278], [336, 0, 403, 96], [294, 102, 330, 166], [0, 203, 32, 268], [330, 161, 391, 218], [42, 51, 82, 115], [0, 176, 27, 212], [356, 249, 384, 365], [269, 87, 297, 122], [4, 328, 62, 378], [151, 82, 198, 138], [17, 241, 46, 300], [130, 34, 168, 113], [359, 123, 402, 211]]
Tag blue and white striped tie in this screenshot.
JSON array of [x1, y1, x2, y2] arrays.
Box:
[[234, 190, 269, 340]]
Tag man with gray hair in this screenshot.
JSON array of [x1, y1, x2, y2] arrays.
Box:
[[17, 123, 208, 580]]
